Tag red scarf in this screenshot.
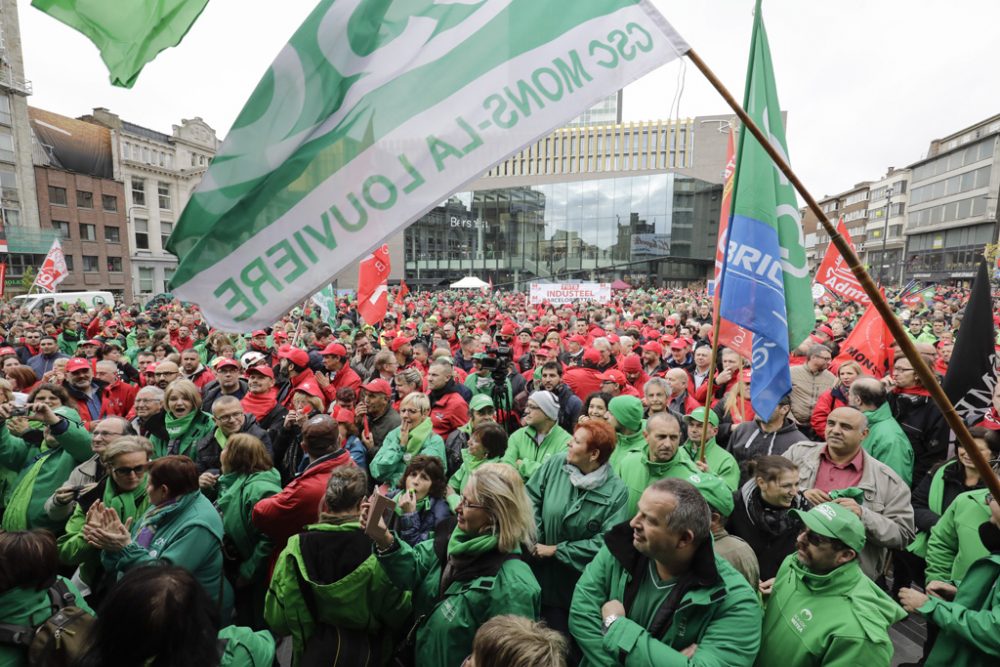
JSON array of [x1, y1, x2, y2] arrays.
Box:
[[241, 389, 277, 422], [977, 407, 1000, 431], [895, 385, 931, 398]]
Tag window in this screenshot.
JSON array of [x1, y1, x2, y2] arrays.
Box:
[[158, 182, 171, 210], [139, 267, 155, 293], [160, 221, 173, 249], [63, 255, 73, 271], [163, 267, 175, 289], [121, 141, 130, 159], [52, 220, 69, 238], [0, 93, 11, 125], [107, 257, 122, 272], [49, 186, 67, 206], [82, 255, 99, 272], [134, 218, 149, 249], [79, 223, 96, 241], [131, 177, 145, 206], [104, 226, 120, 243], [102, 195, 117, 212], [0, 127, 14, 163], [76, 190, 93, 208]]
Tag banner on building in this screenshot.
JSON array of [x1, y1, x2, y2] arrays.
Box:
[[165, 0, 691, 330], [814, 218, 871, 305], [529, 282, 611, 305], [33, 238, 69, 293], [630, 233, 670, 259]]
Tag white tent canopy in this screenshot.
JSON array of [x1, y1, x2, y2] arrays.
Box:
[[449, 276, 489, 289]]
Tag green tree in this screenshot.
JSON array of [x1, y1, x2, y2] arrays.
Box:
[[20, 266, 35, 293]]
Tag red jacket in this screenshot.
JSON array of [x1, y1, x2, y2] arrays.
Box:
[[321, 365, 362, 403], [428, 387, 469, 438], [563, 367, 604, 402], [170, 334, 195, 352], [100, 380, 138, 418], [811, 386, 849, 440], [187, 366, 216, 392]]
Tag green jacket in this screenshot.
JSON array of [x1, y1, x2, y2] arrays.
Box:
[[526, 453, 630, 609], [609, 430, 647, 474], [369, 421, 447, 488], [682, 437, 740, 491], [149, 410, 215, 460], [265, 522, 411, 666], [0, 577, 92, 667], [218, 625, 276, 667], [756, 554, 905, 667], [0, 411, 93, 533], [216, 469, 282, 583], [616, 448, 700, 516], [446, 450, 501, 510], [501, 423, 571, 480], [569, 523, 761, 667], [58, 330, 81, 355], [925, 488, 990, 583], [101, 490, 232, 615], [862, 402, 915, 486], [921, 550, 1000, 667], [377, 529, 540, 667]]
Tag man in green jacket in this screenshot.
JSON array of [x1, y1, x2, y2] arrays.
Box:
[[616, 412, 699, 515], [849, 378, 915, 485], [757, 502, 906, 666], [607, 395, 646, 474], [569, 477, 761, 666], [501, 391, 571, 480], [682, 407, 739, 491]]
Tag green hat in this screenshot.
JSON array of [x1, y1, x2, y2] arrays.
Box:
[[685, 406, 719, 427], [469, 395, 495, 412], [791, 502, 866, 552], [337, 323, 353, 332], [607, 395, 643, 432], [687, 473, 734, 516], [53, 405, 83, 425]]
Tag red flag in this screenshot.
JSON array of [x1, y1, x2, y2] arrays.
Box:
[[395, 279, 409, 306], [34, 238, 69, 293], [357, 245, 391, 325], [0, 263, 6, 299], [815, 218, 871, 306], [831, 294, 893, 377], [712, 128, 752, 359]]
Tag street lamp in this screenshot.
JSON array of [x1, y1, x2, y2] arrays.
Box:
[[877, 186, 893, 287]]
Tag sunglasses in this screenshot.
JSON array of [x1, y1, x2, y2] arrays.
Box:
[[112, 464, 149, 477], [803, 529, 835, 547]]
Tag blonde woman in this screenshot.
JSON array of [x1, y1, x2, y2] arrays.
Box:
[[369, 392, 446, 488], [149, 380, 214, 460]]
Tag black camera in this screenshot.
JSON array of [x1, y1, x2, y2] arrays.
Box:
[[9, 406, 29, 417]]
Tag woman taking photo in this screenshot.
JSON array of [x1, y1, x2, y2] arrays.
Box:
[[726, 455, 810, 580], [362, 463, 540, 667], [215, 434, 282, 629], [369, 392, 446, 488], [811, 360, 863, 440], [150, 380, 215, 460], [265, 467, 410, 666], [83, 454, 231, 617], [525, 419, 628, 648]]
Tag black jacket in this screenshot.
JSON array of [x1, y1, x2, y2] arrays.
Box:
[[194, 414, 273, 474], [889, 390, 945, 486], [726, 482, 810, 580], [728, 419, 807, 487], [201, 378, 249, 413], [911, 458, 987, 533]]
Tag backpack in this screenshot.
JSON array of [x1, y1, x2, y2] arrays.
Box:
[[0, 579, 95, 667]]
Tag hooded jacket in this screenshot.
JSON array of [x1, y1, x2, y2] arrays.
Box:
[[909, 459, 986, 557], [99, 378, 139, 418], [756, 554, 905, 667], [216, 468, 282, 584], [615, 448, 700, 516], [729, 418, 806, 486], [861, 401, 915, 486], [569, 522, 761, 667]]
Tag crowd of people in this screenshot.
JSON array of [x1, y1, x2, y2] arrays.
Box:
[[0, 283, 997, 666]]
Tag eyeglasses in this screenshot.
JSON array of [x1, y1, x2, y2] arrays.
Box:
[[92, 430, 124, 438], [457, 496, 488, 511], [112, 464, 149, 477], [802, 529, 835, 547], [214, 412, 244, 422], [134, 398, 159, 404]]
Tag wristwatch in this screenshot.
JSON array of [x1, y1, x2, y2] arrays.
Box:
[[602, 614, 620, 634]]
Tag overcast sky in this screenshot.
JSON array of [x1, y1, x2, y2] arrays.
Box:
[[17, 0, 1000, 199]]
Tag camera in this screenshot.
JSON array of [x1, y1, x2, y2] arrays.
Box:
[[9, 406, 29, 417], [482, 342, 513, 383]]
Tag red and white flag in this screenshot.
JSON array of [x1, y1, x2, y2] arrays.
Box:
[[394, 279, 409, 306], [358, 244, 391, 325], [33, 238, 69, 293], [0, 263, 6, 299], [815, 218, 871, 305]]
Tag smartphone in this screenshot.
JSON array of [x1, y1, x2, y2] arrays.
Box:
[[364, 492, 397, 540]]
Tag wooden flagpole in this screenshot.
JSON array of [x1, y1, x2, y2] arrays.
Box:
[[685, 47, 1000, 498]]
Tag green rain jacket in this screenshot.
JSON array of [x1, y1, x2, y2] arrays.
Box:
[[921, 549, 1000, 667], [501, 423, 571, 480], [682, 437, 740, 491], [569, 522, 761, 667], [862, 402, 915, 486], [756, 554, 905, 667], [446, 449, 502, 510], [609, 429, 647, 475], [265, 522, 411, 666], [216, 469, 282, 583], [526, 453, 630, 609], [0, 577, 92, 667], [218, 625, 276, 667], [925, 488, 990, 583], [616, 448, 700, 516], [0, 409, 92, 533], [149, 410, 215, 460], [377, 527, 540, 667], [369, 420, 447, 488]]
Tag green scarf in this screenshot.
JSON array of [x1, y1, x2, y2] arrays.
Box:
[[447, 526, 498, 557], [214, 427, 227, 449], [829, 487, 864, 504], [1, 445, 54, 531], [395, 494, 431, 515], [165, 410, 198, 439], [104, 476, 149, 523], [404, 418, 433, 455]]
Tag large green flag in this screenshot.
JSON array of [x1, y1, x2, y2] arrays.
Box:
[[32, 0, 210, 88], [165, 0, 690, 331]]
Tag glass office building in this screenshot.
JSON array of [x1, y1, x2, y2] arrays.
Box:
[[405, 172, 721, 288]]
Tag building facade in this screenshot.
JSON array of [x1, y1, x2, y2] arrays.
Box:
[[802, 182, 871, 275], [862, 168, 909, 285]]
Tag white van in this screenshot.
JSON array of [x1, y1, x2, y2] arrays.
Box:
[[11, 291, 115, 312]]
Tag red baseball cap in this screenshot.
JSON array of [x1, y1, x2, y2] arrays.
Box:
[[333, 407, 355, 424], [81, 339, 102, 347], [278, 346, 310, 368], [320, 342, 348, 357], [246, 364, 274, 378], [390, 336, 413, 352], [213, 357, 241, 370], [66, 358, 92, 373], [251, 330, 268, 337], [295, 381, 324, 400], [583, 348, 602, 365], [622, 354, 642, 372], [670, 339, 687, 350], [144, 363, 158, 373], [360, 378, 392, 396], [641, 341, 663, 356], [0, 347, 15, 356], [568, 334, 587, 346], [597, 370, 626, 385], [500, 323, 516, 336]]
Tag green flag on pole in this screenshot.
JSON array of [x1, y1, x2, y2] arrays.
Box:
[[165, 0, 691, 331], [31, 0, 211, 88]]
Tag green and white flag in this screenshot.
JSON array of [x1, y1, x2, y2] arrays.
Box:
[[167, 0, 689, 330], [311, 284, 338, 326]]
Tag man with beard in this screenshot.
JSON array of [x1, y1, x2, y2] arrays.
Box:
[[425, 358, 469, 439], [538, 361, 582, 434], [241, 364, 287, 444], [64, 357, 104, 428], [201, 358, 248, 413], [351, 330, 377, 379], [180, 348, 215, 392], [316, 342, 361, 405]]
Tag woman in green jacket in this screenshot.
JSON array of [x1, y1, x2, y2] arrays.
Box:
[[446, 422, 508, 510], [370, 392, 447, 488], [0, 530, 92, 667], [363, 463, 541, 667], [266, 466, 410, 666], [84, 454, 232, 618], [150, 379, 215, 460], [215, 434, 282, 629], [57, 436, 152, 603], [526, 419, 630, 649]]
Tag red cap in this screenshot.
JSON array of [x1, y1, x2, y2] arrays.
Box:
[[273, 331, 288, 340], [295, 381, 324, 400], [81, 339, 102, 347], [622, 354, 642, 372], [66, 358, 92, 373], [568, 334, 587, 346], [278, 346, 309, 368], [591, 327, 606, 337], [0, 347, 15, 356], [247, 364, 274, 378], [583, 348, 602, 365], [741, 368, 753, 383], [500, 323, 516, 336], [252, 330, 268, 337], [607, 333, 620, 344], [669, 339, 687, 350], [641, 341, 663, 356], [320, 342, 348, 357], [360, 378, 392, 396], [213, 357, 241, 370], [665, 317, 677, 325], [333, 407, 355, 424], [597, 370, 626, 385], [817, 324, 834, 338], [390, 336, 412, 352], [144, 363, 158, 373]]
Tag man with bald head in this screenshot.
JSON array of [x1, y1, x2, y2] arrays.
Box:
[[615, 411, 700, 515], [848, 377, 914, 485], [783, 407, 914, 580], [153, 360, 181, 391]]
